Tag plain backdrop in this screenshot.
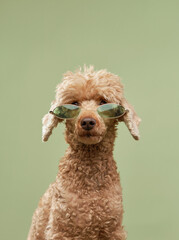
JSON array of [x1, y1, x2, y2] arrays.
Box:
[[0, 0, 178, 239]]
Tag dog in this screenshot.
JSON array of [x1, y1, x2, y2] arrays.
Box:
[[27, 66, 141, 240]]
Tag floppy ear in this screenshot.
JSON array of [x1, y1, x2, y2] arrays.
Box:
[[120, 98, 141, 140], [42, 101, 63, 142]]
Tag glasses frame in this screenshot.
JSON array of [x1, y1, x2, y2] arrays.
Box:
[[49, 103, 128, 120]]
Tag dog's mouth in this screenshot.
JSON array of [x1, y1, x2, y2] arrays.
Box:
[[84, 133, 92, 138], [78, 132, 104, 144], [79, 133, 100, 137]]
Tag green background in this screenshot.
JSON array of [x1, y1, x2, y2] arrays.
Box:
[[0, 0, 178, 239]]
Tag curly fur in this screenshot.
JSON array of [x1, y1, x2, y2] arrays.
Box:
[[28, 66, 141, 240]]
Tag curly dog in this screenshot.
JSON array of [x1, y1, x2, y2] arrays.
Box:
[[28, 66, 141, 240]]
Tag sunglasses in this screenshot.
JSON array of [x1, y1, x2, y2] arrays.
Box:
[[49, 103, 127, 120]]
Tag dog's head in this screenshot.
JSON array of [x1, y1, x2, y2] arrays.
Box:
[[42, 66, 141, 145]]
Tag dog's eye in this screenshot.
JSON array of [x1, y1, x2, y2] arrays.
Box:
[[99, 99, 107, 105], [71, 101, 79, 106]]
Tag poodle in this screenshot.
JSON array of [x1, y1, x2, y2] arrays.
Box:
[[27, 66, 141, 240]]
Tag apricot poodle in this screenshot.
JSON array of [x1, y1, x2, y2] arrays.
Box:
[[28, 66, 141, 240]]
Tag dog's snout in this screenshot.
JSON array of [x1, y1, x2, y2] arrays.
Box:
[[81, 118, 96, 131]]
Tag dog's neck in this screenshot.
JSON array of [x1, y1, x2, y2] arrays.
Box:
[[57, 128, 120, 194], [68, 133, 115, 159]]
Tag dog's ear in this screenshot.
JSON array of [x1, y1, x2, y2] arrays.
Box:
[[120, 98, 141, 140], [42, 100, 63, 142]]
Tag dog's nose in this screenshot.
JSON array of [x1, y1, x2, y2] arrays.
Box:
[[81, 118, 96, 131]]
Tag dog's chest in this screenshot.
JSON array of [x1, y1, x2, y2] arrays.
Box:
[[56, 187, 123, 233]]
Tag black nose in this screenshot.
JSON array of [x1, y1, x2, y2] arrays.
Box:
[[81, 118, 96, 131]]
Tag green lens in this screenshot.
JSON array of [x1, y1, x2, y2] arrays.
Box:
[[51, 104, 80, 119], [97, 103, 126, 118]]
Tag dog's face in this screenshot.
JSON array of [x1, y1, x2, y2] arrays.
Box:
[[42, 67, 141, 144], [65, 99, 118, 145]]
